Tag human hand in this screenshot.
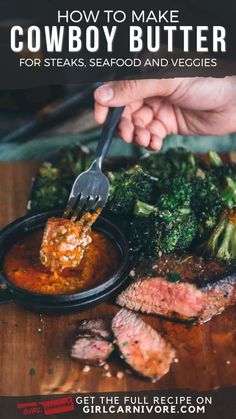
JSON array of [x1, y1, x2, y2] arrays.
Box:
[[94, 77, 236, 150]]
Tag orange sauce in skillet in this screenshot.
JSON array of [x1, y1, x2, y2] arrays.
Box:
[[4, 229, 120, 295]]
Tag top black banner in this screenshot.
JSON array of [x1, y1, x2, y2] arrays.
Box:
[[0, 0, 236, 88]]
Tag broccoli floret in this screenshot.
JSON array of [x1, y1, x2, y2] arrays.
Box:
[[140, 154, 172, 185], [130, 200, 197, 257], [202, 208, 236, 260], [212, 163, 236, 186], [157, 177, 192, 214], [140, 147, 198, 182], [51, 144, 93, 177], [190, 173, 223, 239], [190, 153, 236, 239], [130, 177, 197, 257], [165, 148, 198, 179], [176, 211, 198, 249], [221, 177, 236, 208], [191, 173, 236, 241], [106, 165, 155, 215], [208, 150, 236, 186], [28, 165, 70, 213], [28, 144, 93, 213], [191, 151, 236, 238]]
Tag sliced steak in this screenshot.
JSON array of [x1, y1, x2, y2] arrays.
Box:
[[71, 317, 114, 366], [71, 337, 114, 366], [76, 318, 112, 340], [117, 254, 236, 323], [117, 277, 206, 321], [200, 276, 236, 323], [112, 309, 175, 381]]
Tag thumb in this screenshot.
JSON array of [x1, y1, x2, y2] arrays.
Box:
[[94, 79, 180, 106]]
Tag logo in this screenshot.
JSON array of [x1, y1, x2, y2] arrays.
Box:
[[17, 396, 75, 415]]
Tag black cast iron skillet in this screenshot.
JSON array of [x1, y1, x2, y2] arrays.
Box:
[[0, 211, 131, 313]]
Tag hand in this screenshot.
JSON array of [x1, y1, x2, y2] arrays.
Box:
[[94, 77, 236, 151]]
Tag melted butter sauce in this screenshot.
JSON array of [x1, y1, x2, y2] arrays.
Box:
[[4, 229, 120, 295]]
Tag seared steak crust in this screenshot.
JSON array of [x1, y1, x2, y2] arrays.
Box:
[[77, 318, 112, 340], [200, 276, 236, 323]]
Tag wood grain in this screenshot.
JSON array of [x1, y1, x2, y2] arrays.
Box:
[[0, 162, 235, 397]]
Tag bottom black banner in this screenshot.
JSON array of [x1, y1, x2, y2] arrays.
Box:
[[0, 387, 236, 419]]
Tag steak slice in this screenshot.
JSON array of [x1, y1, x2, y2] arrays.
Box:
[[117, 254, 236, 323], [71, 317, 114, 366], [71, 337, 114, 366], [117, 277, 206, 321], [76, 318, 112, 340], [112, 309, 175, 381], [200, 276, 236, 323]]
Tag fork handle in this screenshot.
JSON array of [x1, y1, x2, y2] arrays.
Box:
[[95, 106, 124, 169]]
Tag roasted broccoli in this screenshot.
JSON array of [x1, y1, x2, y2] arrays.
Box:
[[106, 165, 155, 215], [140, 154, 172, 186], [208, 150, 236, 185], [51, 144, 93, 177], [28, 144, 93, 213], [202, 207, 236, 260], [190, 152, 236, 240], [140, 147, 198, 183], [166, 147, 198, 179], [157, 177, 192, 214], [28, 165, 71, 213], [130, 200, 197, 257], [29, 145, 236, 263], [190, 173, 223, 239], [221, 177, 236, 209]]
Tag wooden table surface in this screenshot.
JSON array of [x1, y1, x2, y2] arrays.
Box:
[[0, 161, 235, 396]]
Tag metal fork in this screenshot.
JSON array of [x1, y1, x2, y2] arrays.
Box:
[[65, 106, 124, 217]]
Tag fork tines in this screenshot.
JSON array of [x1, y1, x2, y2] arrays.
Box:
[[64, 193, 101, 220]]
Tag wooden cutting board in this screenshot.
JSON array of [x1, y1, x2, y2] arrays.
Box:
[[0, 159, 235, 396]]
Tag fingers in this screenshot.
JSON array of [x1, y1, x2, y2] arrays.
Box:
[[133, 129, 163, 151], [130, 106, 166, 150], [94, 102, 109, 124], [146, 120, 167, 140], [116, 103, 153, 147], [149, 135, 163, 151], [132, 106, 154, 128], [94, 79, 180, 107], [94, 99, 142, 125], [116, 103, 167, 150], [134, 127, 151, 148], [117, 117, 134, 143]]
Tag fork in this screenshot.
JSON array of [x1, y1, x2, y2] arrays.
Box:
[[65, 106, 124, 217]]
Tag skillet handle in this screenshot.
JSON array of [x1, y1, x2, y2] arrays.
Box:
[[0, 288, 13, 304]]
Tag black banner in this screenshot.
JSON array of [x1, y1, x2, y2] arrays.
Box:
[[1, 388, 236, 419], [0, 0, 236, 88]]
